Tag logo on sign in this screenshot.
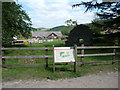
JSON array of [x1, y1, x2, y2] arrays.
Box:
[[60, 52, 70, 58]]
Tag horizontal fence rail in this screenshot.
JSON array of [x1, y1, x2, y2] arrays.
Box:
[[1, 45, 120, 68], [1, 60, 119, 67], [81, 60, 119, 64], [1, 47, 53, 50], [116, 52, 120, 55], [0, 63, 74, 67], [77, 46, 120, 49], [77, 53, 115, 57], [2, 55, 53, 59]]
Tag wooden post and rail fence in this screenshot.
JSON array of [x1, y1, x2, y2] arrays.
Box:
[[1, 45, 120, 72]]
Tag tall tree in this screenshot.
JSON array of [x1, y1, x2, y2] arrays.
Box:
[[86, 18, 107, 34], [72, 1, 120, 29], [72, 1, 120, 45], [2, 2, 32, 47], [65, 19, 77, 26]]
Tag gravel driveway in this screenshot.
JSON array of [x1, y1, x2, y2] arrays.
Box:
[[2, 71, 118, 88]]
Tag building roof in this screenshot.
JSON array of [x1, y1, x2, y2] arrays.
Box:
[[32, 31, 62, 38]]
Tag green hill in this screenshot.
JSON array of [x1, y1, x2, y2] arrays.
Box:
[[48, 25, 66, 31], [34, 25, 74, 35], [47, 25, 74, 35], [36, 27, 49, 31]]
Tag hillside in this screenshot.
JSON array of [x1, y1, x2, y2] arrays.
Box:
[[36, 27, 49, 31], [47, 25, 74, 35], [34, 25, 74, 35]]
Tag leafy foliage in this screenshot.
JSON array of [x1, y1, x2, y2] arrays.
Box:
[[65, 19, 78, 26], [72, 1, 120, 29], [65, 24, 93, 46], [85, 18, 106, 34], [2, 2, 32, 47]]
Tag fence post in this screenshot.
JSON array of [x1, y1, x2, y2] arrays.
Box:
[[45, 47, 48, 68], [112, 48, 116, 64], [81, 43, 84, 66], [2, 58, 6, 68], [2, 50, 6, 68], [74, 44, 77, 72], [52, 45, 55, 72]]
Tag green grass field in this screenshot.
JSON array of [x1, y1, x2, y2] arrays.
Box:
[[2, 40, 120, 82]]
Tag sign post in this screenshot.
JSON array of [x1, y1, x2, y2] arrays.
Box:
[[53, 46, 77, 72], [53, 45, 55, 72], [74, 44, 77, 72]]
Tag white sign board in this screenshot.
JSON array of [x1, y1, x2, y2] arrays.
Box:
[[54, 47, 75, 63]]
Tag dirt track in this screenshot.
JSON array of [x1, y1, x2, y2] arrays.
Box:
[[2, 71, 118, 88]]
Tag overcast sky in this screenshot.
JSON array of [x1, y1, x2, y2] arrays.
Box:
[[17, 0, 102, 28]]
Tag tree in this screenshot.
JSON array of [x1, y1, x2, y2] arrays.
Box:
[[72, 1, 120, 29], [86, 18, 107, 34], [65, 19, 77, 26], [65, 19, 72, 26], [65, 24, 93, 46], [72, 1, 120, 45], [2, 2, 32, 47]]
